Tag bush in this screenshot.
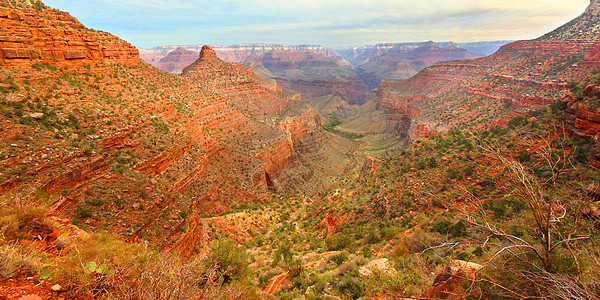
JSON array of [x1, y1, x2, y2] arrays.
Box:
[[361, 266, 427, 298], [330, 252, 348, 266], [337, 274, 363, 298], [0, 206, 52, 240], [76, 206, 92, 219], [52, 233, 148, 296], [206, 239, 250, 281], [325, 234, 353, 251], [403, 229, 440, 253]]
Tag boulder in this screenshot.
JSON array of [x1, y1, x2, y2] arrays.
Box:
[[358, 258, 393, 277], [422, 260, 483, 299]]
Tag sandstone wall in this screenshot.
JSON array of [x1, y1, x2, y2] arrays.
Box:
[[0, 5, 139, 68]]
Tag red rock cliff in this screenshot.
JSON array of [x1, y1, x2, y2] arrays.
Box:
[[182, 46, 327, 187], [0, 3, 139, 68]]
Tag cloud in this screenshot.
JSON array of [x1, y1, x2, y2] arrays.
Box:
[[43, 0, 590, 48]]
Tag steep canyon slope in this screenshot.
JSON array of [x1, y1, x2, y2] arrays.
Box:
[[0, 1, 337, 250], [374, 0, 600, 140]]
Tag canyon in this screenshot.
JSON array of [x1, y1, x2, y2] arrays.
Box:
[[339, 41, 485, 90], [371, 2, 600, 140], [0, 1, 345, 250], [1, 0, 600, 299], [141, 41, 487, 120]]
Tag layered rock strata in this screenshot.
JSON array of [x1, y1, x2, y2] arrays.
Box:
[[0, 3, 138, 68]]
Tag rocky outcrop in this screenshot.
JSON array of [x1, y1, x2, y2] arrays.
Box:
[[422, 260, 483, 299], [586, 184, 600, 222], [199, 45, 217, 61], [562, 84, 600, 150], [42, 157, 107, 193], [279, 106, 324, 154], [0, 4, 139, 68], [358, 258, 393, 277]]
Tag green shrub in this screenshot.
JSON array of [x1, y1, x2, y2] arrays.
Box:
[[76, 206, 92, 219], [53, 233, 149, 296], [0, 206, 51, 240], [206, 239, 250, 281], [325, 234, 353, 251], [330, 252, 348, 266]]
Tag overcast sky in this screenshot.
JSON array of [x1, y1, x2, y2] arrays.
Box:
[[43, 0, 590, 49]]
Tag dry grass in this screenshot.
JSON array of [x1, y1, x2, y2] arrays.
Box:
[[0, 244, 40, 279], [0, 205, 52, 240]]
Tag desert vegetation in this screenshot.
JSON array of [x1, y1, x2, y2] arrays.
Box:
[[2, 89, 598, 299]]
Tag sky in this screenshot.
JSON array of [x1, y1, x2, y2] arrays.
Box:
[[43, 0, 591, 49]]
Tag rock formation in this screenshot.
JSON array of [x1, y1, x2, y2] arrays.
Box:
[[244, 50, 369, 106], [562, 83, 600, 167], [422, 260, 483, 299], [0, 2, 138, 68]]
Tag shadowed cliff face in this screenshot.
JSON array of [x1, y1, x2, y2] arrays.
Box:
[[373, 0, 600, 140], [0, 2, 331, 251]]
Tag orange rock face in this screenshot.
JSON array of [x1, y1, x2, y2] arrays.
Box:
[[563, 84, 600, 148], [422, 260, 483, 299], [182, 46, 327, 186], [0, 5, 139, 68]]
